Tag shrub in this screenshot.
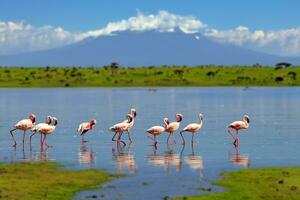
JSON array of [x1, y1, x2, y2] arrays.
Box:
[[45, 66, 50, 71], [154, 71, 163, 75], [275, 76, 284, 82], [173, 69, 184, 76], [206, 71, 215, 76], [288, 71, 297, 80]]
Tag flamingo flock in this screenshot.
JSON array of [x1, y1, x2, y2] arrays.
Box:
[[8, 107, 250, 149]]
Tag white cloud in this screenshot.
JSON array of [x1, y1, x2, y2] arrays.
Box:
[[84, 10, 206, 37], [0, 20, 86, 55], [205, 26, 300, 57]]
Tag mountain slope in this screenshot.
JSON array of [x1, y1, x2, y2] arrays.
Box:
[[0, 30, 299, 66]]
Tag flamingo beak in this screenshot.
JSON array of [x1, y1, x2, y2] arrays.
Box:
[[246, 117, 250, 123]]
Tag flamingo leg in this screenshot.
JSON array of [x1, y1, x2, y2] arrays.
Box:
[[22, 130, 26, 146], [29, 132, 35, 151], [167, 133, 171, 144], [191, 132, 195, 144], [40, 134, 43, 149], [148, 134, 157, 146], [40, 137, 44, 152], [154, 135, 157, 146], [118, 132, 123, 140], [173, 133, 176, 144], [180, 131, 185, 145], [191, 141, 195, 155], [10, 128, 17, 147], [42, 134, 46, 145], [147, 134, 155, 141], [233, 130, 239, 147], [44, 135, 52, 148], [112, 132, 118, 141], [30, 132, 36, 145], [127, 131, 132, 143], [228, 128, 236, 140], [82, 134, 87, 143], [117, 132, 126, 146], [117, 132, 123, 141], [119, 140, 126, 146]]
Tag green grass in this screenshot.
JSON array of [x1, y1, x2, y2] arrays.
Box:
[[0, 65, 299, 87], [0, 162, 119, 200], [176, 167, 300, 200]]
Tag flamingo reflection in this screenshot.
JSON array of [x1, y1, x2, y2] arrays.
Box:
[[78, 143, 95, 164], [112, 142, 136, 174], [29, 145, 49, 161], [228, 145, 250, 168], [148, 143, 204, 177], [183, 143, 204, 177], [147, 145, 182, 172]]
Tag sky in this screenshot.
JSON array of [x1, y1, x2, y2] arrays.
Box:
[[0, 0, 300, 56]]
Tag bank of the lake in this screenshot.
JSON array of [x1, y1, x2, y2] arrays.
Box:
[[0, 162, 119, 200], [176, 167, 300, 200], [0, 66, 299, 87]]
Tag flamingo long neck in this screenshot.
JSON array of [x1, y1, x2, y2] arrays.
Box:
[[198, 114, 203, 128], [90, 122, 95, 129], [243, 119, 249, 128], [130, 117, 135, 125], [30, 117, 36, 124], [163, 119, 169, 128]]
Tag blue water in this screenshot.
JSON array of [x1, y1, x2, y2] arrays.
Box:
[[0, 87, 299, 200]]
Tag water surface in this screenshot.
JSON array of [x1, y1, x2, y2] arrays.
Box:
[[0, 87, 299, 199]]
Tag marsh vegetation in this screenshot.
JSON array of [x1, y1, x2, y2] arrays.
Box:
[[0, 64, 299, 87]]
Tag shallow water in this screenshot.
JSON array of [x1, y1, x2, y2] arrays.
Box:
[[0, 87, 299, 199]]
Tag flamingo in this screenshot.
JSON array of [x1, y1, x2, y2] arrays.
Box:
[[109, 114, 132, 145], [31, 116, 58, 148], [10, 114, 36, 147], [180, 113, 204, 145], [77, 119, 97, 143], [29, 115, 50, 147], [228, 115, 250, 146], [165, 113, 183, 144], [121, 108, 137, 143], [147, 118, 170, 146], [147, 118, 169, 146]]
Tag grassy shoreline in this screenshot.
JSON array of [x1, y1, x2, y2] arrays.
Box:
[[0, 162, 120, 200], [0, 66, 299, 87], [176, 167, 300, 200]]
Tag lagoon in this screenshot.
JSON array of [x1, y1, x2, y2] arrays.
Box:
[[0, 87, 299, 199]]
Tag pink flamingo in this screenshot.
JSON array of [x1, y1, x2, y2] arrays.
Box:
[[121, 108, 137, 143], [29, 115, 50, 147], [180, 113, 204, 145], [78, 119, 97, 143], [31, 116, 58, 148], [109, 114, 133, 146], [147, 118, 169, 146], [10, 114, 36, 147], [165, 113, 183, 144], [228, 115, 250, 146]]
